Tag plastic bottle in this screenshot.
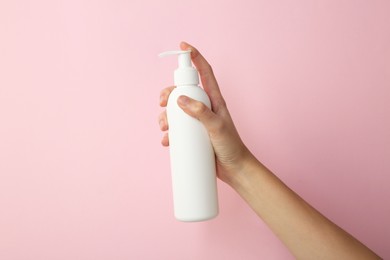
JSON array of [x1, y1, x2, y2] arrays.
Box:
[[159, 50, 219, 222]]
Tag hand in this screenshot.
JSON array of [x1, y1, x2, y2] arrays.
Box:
[[158, 42, 253, 185], [158, 42, 380, 259]]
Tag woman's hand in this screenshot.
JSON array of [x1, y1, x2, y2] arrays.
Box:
[[158, 41, 252, 185]]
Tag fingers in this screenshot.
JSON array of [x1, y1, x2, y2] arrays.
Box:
[[159, 87, 172, 146], [158, 110, 169, 146], [160, 41, 225, 147], [161, 132, 169, 147], [177, 95, 221, 136], [180, 42, 225, 112], [160, 86, 175, 107], [158, 110, 168, 131]]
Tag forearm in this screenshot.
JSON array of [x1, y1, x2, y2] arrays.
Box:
[[229, 153, 380, 260]]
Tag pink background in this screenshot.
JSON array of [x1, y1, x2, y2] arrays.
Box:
[[1, 0, 389, 259]]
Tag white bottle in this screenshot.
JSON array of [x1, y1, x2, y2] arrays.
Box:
[[159, 50, 219, 222]]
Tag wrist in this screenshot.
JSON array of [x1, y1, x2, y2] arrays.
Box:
[[225, 149, 267, 192]]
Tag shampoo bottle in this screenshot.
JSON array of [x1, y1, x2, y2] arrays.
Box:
[[159, 50, 219, 222]]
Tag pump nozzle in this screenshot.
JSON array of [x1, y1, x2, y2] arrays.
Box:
[[159, 50, 199, 86]]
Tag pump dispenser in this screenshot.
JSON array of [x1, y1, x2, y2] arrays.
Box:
[[159, 50, 199, 86], [159, 50, 219, 222]]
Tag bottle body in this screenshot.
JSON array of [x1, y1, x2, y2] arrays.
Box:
[[167, 85, 219, 222]]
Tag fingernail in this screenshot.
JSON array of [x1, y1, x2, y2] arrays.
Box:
[[178, 96, 189, 107]]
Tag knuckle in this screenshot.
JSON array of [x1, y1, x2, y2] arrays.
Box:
[[158, 111, 165, 121], [217, 98, 226, 109], [205, 64, 214, 76], [160, 89, 168, 99], [160, 88, 167, 97], [199, 64, 214, 78], [158, 111, 168, 129], [192, 101, 207, 115], [208, 64, 214, 74], [160, 86, 175, 97]]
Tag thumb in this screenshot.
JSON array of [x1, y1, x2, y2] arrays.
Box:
[[177, 95, 218, 132]]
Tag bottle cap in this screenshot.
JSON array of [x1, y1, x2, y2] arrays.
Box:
[[159, 50, 199, 86]]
